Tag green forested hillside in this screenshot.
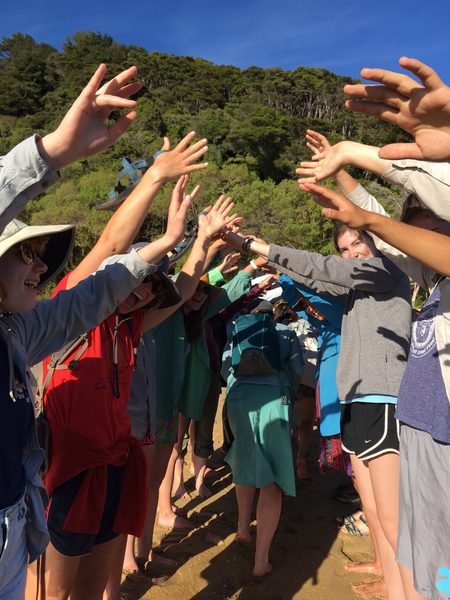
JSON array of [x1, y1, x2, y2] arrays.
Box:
[[0, 31, 410, 274]]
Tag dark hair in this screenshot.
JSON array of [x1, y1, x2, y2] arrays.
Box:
[[399, 193, 430, 224], [273, 302, 298, 324], [183, 283, 211, 342]]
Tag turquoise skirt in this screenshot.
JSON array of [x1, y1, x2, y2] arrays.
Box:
[[226, 383, 296, 497]]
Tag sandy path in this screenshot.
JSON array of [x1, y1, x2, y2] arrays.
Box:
[[121, 398, 378, 600]]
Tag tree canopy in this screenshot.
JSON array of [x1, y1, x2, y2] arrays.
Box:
[[1, 31, 410, 282]]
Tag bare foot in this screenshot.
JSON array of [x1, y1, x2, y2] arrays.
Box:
[[344, 562, 383, 576], [171, 504, 188, 517], [352, 578, 387, 598], [235, 532, 252, 544], [157, 512, 194, 530], [196, 482, 212, 498], [253, 561, 273, 578], [172, 484, 190, 501], [147, 551, 178, 568]]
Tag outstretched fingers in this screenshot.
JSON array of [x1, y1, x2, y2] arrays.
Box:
[[344, 99, 399, 122], [105, 111, 138, 146], [81, 64, 108, 97], [398, 57, 445, 91]]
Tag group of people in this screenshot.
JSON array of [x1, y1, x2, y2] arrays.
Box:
[[0, 56, 449, 600]]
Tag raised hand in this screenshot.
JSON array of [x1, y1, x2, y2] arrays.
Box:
[[218, 251, 240, 275], [343, 57, 450, 161], [258, 273, 279, 291], [198, 195, 236, 239], [150, 131, 208, 184], [299, 181, 371, 228], [164, 176, 200, 246], [38, 64, 142, 170], [296, 130, 344, 182]]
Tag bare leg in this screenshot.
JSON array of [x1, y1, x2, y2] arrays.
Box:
[[172, 414, 190, 500], [102, 534, 127, 600], [157, 416, 193, 529], [399, 564, 428, 600], [192, 453, 212, 498], [122, 534, 138, 573], [350, 454, 405, 600], [136, 444, 177, 565], [344, 513, 383, 575], [234, 484, 256, 541], [44, 543, 81, 600], [295, 395, 315, 479], [253, 483, 282, 577]]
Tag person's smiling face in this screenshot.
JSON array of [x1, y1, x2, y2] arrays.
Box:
[[336, 230, 375, 260], [0, 238, 48, 313]]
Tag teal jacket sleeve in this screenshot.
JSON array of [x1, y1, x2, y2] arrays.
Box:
[[207, 267, 225, 287]]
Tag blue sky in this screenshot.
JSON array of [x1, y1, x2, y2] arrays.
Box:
[[3, 0, 450, 83]]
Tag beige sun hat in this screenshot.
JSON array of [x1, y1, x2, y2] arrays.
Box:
[[0, 219, 75, 288]]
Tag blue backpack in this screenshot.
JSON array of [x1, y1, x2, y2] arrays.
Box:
[[231, 313, 281, 376]]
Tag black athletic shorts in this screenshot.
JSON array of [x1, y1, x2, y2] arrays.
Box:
[[340, 402, 400, 461], [47, 464, 125, 557]]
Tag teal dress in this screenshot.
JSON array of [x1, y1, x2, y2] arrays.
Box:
[[222, 322, 303, 497], [152, 270, 252, 435]]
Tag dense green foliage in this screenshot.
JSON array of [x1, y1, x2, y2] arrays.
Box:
[[1, 31, 410, 276]]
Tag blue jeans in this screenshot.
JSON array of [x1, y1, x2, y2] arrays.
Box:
[[0, 494, 28, 600]]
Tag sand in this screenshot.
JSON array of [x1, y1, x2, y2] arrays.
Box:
[[120, 398, 378, 600]]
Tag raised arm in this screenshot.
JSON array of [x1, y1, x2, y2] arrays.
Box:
[[296, 130, 390, 183], [143, 195, 236, 331], [0, 64, 141, 233], [66, 131, 208, 288], [343, 57, 450, 161], [302, 182, 450, 279]]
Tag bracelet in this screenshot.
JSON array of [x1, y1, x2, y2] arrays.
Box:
[[241, 236, 253, 253], [250, 260, 258, 271], [152, 149, 167, 160]]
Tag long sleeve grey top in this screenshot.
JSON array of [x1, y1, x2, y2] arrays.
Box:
[[268, 245, 412, 402], [0, 250, 157, 562]]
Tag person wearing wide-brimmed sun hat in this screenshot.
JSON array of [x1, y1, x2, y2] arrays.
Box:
[[0, 213, 175, 598], [0, 61, 157, 599]]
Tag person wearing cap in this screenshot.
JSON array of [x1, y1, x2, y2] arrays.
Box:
[[220, 297, 303, 579], [37, 190, 235, 598]]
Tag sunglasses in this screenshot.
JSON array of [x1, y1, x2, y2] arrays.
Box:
[[196, 284, 210, 295], [142, 275, 164, 297], [18, 243, 39, 265]]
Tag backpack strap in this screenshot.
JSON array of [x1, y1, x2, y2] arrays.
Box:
[[39, 333, 89, 403]]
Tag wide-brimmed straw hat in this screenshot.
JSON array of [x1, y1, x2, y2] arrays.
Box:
[[0, 219, 75, 288]]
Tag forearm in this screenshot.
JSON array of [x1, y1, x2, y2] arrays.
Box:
[[0, 136, 60, 233], [176, 232, 212, 301], [336, 141, 391, 177], [223, 231, 270, 259], [92, 173, 163, 255], [335, 169, 358, 196], [363, 212, 450, 277]]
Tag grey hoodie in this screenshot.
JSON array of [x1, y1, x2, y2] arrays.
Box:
[[268, 245, 411, 402]]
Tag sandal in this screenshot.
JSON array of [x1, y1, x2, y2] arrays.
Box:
[[97, 155, 162, 210], [338, 513, 369, 536]]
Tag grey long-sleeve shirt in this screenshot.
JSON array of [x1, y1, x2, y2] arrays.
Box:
[[268, 245, 412, 402]]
